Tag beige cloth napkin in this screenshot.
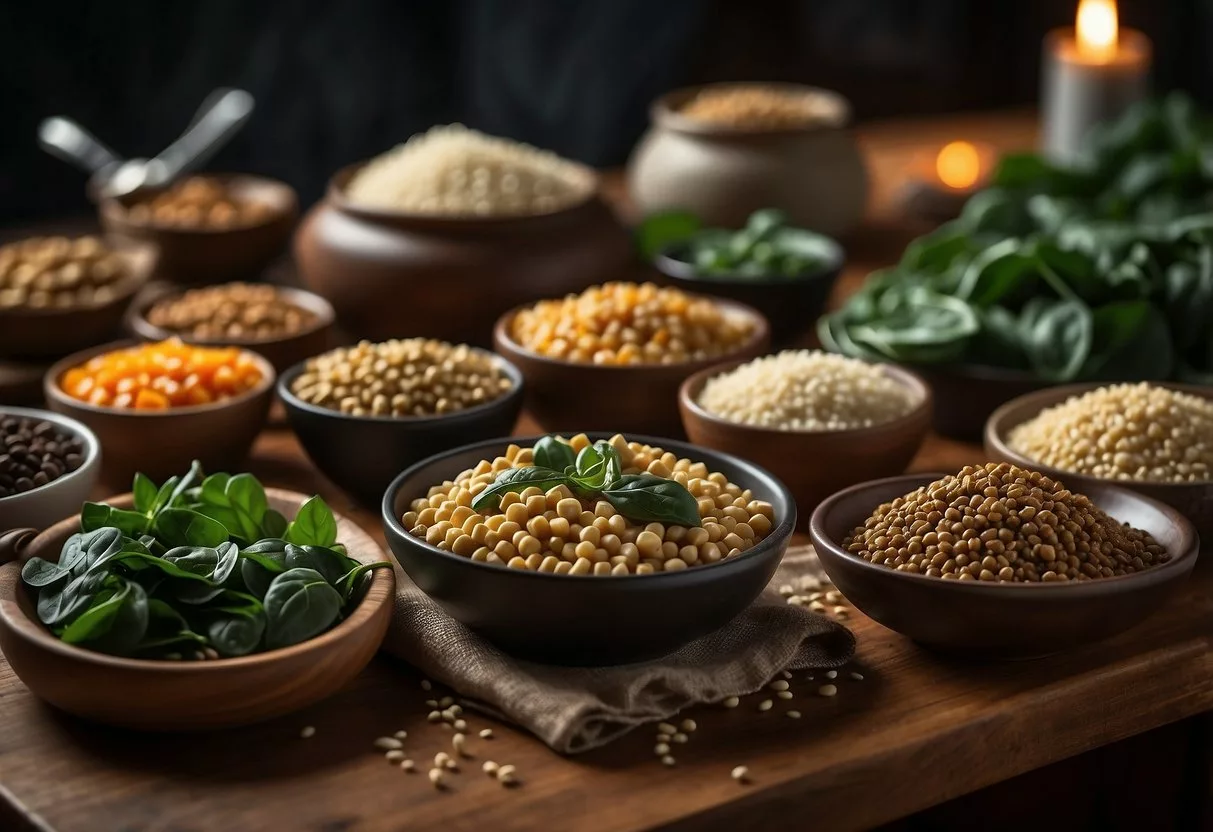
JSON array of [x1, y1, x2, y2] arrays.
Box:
[[381, 545, 855, 754]]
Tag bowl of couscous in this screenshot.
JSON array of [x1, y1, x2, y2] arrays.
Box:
[[381, 432, 795, 665]]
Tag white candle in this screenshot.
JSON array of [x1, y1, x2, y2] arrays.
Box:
[[1041, 0, 1152, 163]]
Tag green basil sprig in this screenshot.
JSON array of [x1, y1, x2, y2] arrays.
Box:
[[21, 463, 391, 660], [472, 437, 700, 527]]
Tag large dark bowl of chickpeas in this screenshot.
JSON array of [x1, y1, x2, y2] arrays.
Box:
[[280, 339, 525, 506], [381, 432, 796, 665]]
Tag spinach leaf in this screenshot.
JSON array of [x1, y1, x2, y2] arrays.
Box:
[[284, 496, 339, 548], [1020, 298, 1093, 381], [471, 466, 573, 512], [205, 604, 266, 657], [570, 443, 610, 493], [239, 539, 288, 599], [155, 508, 230, 548], [132, 473, 158, 514], [335, 562, 393, 608], [81, 503, 149, 537], [37, 569, 113, 627], [284, 543, 354, 586], [261, 509, 288, 539], [263, 568, 343, 649], [601, 474, 701, 528], [532, 436, 576, 472], [21, 558, 69, 588]]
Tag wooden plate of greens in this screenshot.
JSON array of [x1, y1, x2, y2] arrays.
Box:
[[0, 461, 394, 730]]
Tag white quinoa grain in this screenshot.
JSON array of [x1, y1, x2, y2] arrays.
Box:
[[819, 684, 838, 697]]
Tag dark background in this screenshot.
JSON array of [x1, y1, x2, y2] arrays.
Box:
[[0, 0, 1196, 223]]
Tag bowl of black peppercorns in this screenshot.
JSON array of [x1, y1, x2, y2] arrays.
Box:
[[0, 408, 100, 531]]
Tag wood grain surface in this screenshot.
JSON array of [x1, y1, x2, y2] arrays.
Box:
[[1, 111, 1209, 832]]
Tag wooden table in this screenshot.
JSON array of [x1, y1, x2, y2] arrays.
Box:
[[2, 112, 1211, 832]]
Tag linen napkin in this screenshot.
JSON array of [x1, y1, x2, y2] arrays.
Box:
[[381, 545, 856, 754]]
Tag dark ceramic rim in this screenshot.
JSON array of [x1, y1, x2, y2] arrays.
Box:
[[809, 472, 1199, 595], [492, 296, 771, 373], [652, 82, 853, 137], [325, 161, 604, 225], [98, 173, 298, 236], [654, 230, 845, 286], [43, 339, 277, 417], [128, 283, 336, 349], [0, 488, 394, 671], [985, 381, 1213, 489], [0, 243, 154, 321], [382, 432, 797, 582], [277, 348, 524, 426], [679, 357, 933, 439], [0, 406, 100, 506]]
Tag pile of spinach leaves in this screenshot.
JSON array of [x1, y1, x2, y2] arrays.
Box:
[[21, 461, 391, 659], [472, 436, 701, 528], [821, 93, 1213, 383]]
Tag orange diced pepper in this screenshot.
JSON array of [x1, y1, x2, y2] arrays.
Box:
[[134, 388, 170, 409]]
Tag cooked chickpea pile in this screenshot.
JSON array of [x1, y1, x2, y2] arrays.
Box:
[[698, 350, 918, 431], [147, 282, 318, 341], [126, 176, 275, 228], [680, 85, 843, 130], [291, 339, 513, 418], [1008, 383, 1213, 484], [508, 282, 755, 366], [0, 236, 133, 310], [404, 434, 776, 576], [845, 463, 1168, 582]]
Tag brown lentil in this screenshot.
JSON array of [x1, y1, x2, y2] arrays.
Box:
[[125, 176, 275, 228], [0, 415, 86, 497], [291, 339, 513, 418], [844, 463, 1169, 582], [508, 282, 755, 366], [146, 282, 318, 341], [0, 235, 133, 310], [405, 433, 775, 575]]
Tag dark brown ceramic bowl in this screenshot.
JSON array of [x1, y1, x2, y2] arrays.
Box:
[[126, 283, 335, 373], [494, 298, 770, 437], [382, 433, 796, 665], [810, 473, 1199, 659], [43, 341, 275, 490], [0, 489, 394, 730], [294, 163, 634, 345], [680, 358, 932, 526], [279, 352, 524, 506], [912, 363, 1051, 440], [0, 243, 156, 359], [99, 174, 298, 285], [985, 382, 1213, 541]]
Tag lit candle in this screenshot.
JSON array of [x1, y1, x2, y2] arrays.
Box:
[[1041, 0, 1152, 162]]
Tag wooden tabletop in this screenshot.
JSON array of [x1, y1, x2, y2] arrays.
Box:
[[2, 111, 1211, 832]]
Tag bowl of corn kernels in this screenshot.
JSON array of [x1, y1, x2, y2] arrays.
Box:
[[985, 381, 1213, 539], [493, 282, 769, 437], [381, 431, 795, 664], [279, 339, 524, 505]]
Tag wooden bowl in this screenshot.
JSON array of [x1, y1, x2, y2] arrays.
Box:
[[653, 232, 844, 347], [126, 283, 335, 373], [679, 359, 932, 527], [985, 382, 1213, 541], [809, 474, 1199, 659], [0, 243, 155, 359], [913, 363, 1050, 440], [99, 174, 297, 286], [382, 433, 795, 665], [279, 354, 524, 506], [43, 341, 275, 490], [0, 407, 101, 532], [493, 299, 770, 437], [0, 489, 394, 730]]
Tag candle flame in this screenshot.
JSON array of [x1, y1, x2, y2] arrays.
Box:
[[936, 141, 981, 190], [1076, 0, 1118, 61]]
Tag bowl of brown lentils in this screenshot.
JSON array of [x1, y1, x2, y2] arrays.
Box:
[[0, 407, 100, 531], [128, 282, 335, 372], [381, 432, 795, 664], [809, 464, 1197, 658], [279, 339, 524, 505], [985, 381, 1213, 540]]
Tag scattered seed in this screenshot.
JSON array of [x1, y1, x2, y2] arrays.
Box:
[[453, 719, 468, 731], [385, 750, 405, 762], [809, 601, 827, 613], [781, 670, 792, 680], [434, 752, 451, 768], [808, 591, 825, 602], [482, 760, 500, 776], [777, 691, 794, 700], [778, 584, 794, 596], [421, 679, 433, 691], [832, 606, 849, 617], [758, 699, 773, 712], [440, 723, 452, 731], [479, 728, 494, 739], [497, 764, 518, 785], [680, 718, 697, 732], [825, 590, 841, 603], [452, 733, 467, 755], [825, 670, 837, 679], [786, 595, 805, 605], [439, 696, 454, 708], [441, 709, 457, 723], [770, 680, 789, 692], [401, 759, 416, 772], [374, 737, 403, 750], [672, 732, 688, 744], [818, 684, 838, 697], [723, 696, 740, 708], [850, 672, 865, 681], [299, 726, 316, 739], [806, 674, 815, 681], [731, 765, 750, 782], [787, 710, 801, 719], [657, 722, 676, 734], [428, 768, 445, 788], [427, 711, 442, 723], [425, 699, 439, 708], [448, 704, 463, 717], [655, 743, 670, 755], [661, 755, 676, 766], [394, 729, 408, 740]]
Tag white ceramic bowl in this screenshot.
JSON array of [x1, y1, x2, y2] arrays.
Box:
[[0, 407, 101, 531]]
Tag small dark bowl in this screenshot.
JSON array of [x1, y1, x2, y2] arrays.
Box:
[[381, 433, 796, 665], [127, 283, 335, 373], [985, 382, 1213, 542], [653, 232, 843, 346], [99, 174, 298, 285], [0, 407, 101, 531], [493, 298, 769, 437], [810, 474, 1199, 659], [680, 358, 931, 526], [912, 363, 1051, 440], [279, 353, 524, 506]]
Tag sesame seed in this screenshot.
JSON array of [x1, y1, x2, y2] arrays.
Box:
[[672, 732, 688, 744], [681, 719, 697, 732], [809, 601, 827, 612], [832, 606, 849, 617], [427, 711, 442, 723], [655, 742, 670, 755], [787, 710, 801, 719], [482, 761, 499, 776], [770, 680, 789, 691], [299, 726, 316, 739], [722, 696, 740, 708], [818, 684, 838, 697], [394, 730, 408, 740], [781, 670, 792, 680], [454, 719, 468, 731], [401, 759, 416, 772], [385, 750, 405, 762], [425, 699, 438, 708], [479, 728, 494, 739], [777, 690, 794, 700], [825, 670, 837, 679], [850, 671, 865, 681], [758, 699, 773, 712], [452, 733, 467, 755], [661, 755, 676, 766], [374, 737, 403, 750], [439, 696, 454, 708], [428, 768, 445, 788], [657, 722, 677, 734], [778, 584, 794, 596], [731, 765, 749, 782]]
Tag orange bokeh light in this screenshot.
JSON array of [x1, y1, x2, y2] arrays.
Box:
[[935, 141, 981, 190]]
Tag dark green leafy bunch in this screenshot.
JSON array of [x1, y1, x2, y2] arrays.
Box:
[[637, 208, 832, 279], [21, 461, 391, 660], [472, 436, 701, 528], [821, 93, 1213, 383]]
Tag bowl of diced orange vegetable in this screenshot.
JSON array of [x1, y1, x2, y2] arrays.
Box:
[[43, 338, 274, 488]]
